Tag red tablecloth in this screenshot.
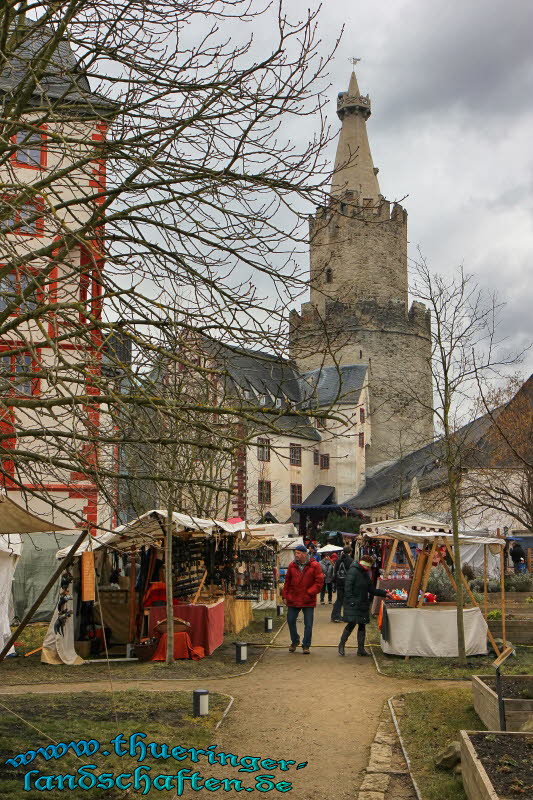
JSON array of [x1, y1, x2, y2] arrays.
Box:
[[151, 631, 204, 661], [147, 599, 224, 656]]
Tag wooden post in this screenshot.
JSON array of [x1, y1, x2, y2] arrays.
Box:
[[0, 529, 89, 664], [128, 546, 136, 643], [383, 539, 398, 578], [483, 544, 488, 621], [418, 539, 438, 607], [528, 548, 532, 574], [444, 540, 501, 657], [437, 548, 457, 590], [402, 541, 415, 571], [500, 545, 506, 646]]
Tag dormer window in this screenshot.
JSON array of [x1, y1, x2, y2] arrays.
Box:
[[275, 397, 282, 408], [325, 268, 333, 284]]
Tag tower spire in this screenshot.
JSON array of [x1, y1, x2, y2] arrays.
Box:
[[331, 67, 380, 201]]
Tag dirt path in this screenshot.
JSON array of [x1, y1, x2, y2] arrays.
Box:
[[0, 606, 433, 799]]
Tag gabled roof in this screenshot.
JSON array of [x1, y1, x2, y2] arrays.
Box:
[[0, 21, 111, 110], [347, 410, 500, 510]]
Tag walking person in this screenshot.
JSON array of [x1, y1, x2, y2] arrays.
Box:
[[282, 544, 324, 654], [338, 555, 394, 656], [320, 554, 334, 604], [331, 545, 353, 622]]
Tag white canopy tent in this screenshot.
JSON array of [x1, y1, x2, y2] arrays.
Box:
[[317, 544, 343, 553]]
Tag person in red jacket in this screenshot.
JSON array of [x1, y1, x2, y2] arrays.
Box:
[[282, 544, 324, 654]]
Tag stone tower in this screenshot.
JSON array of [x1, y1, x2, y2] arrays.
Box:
[[290, 71, 434, 469]]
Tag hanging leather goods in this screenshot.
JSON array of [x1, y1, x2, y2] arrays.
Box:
[[81, 550, 96, 602]]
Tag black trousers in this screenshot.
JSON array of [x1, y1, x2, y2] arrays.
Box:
[[341, 621, 366, 649], [331, 581, 345, 620]]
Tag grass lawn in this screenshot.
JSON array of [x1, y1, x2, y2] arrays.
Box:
[[397, 686, 484, 800], [3, 610, 284, 685], [0, 690, 228, 798], [367, 619, 533, 680]]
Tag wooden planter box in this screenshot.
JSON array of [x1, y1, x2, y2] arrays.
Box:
[[487, 619, 533, 645], [460, 730, 533, 800], [472, 675, 533, 732]]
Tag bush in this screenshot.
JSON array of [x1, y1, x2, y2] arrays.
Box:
[[504, 573, 533, 592], [426, 567, 456, 602], [487, 610, 502, 620], [462, 563, 475, 582]]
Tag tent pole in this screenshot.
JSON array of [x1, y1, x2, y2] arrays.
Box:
[[129, 546, 137, 644], [483, 544, 488, 621], [417, 538, 437, 607], [0, 528, 89, 664], [500, 540, 506, 646]]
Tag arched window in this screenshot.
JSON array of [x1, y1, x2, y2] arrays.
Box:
[[325, 268, 333, 284]]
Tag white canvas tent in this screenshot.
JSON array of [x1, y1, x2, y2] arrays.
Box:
[[0, 492, 71, 660]]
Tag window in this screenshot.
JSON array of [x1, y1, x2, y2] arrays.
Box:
[[325, 268, 333, 284], [313, 449, 319, 466], [359, 432, 365, 448], [317, 417, 326, 429], [257, 437, 270, 462], [10, 128, 47, 169], [0, 271, 41, 314], [289, 443, 301, 466], [258, 480, 271, 505], [290, 483, 302, 505], [320, 453, 330, 470], [360, 407, 365, 424], [0, 352, 37, 395], [275, 397, 282, 408], [1, 197, 44, 236]]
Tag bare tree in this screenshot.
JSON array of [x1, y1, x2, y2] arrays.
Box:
[[407, 256, 521, 664], [0, 1, 340, 528], [465, 374, 533, 531]]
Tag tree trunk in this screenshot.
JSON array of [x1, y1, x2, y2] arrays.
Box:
[[449, 474, 467, 665], [165, 502, 174, 665]]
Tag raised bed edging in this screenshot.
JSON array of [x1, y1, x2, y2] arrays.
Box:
[[460, 730, 533, 800], [487, 619, 533, 644], [472, 675, 533, 732]]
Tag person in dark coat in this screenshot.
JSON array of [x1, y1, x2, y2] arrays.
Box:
[[510, 541, 526, 573], [282, 544, 324, 654], [331, 546, 353, 622], [338, 556, 394, 656]]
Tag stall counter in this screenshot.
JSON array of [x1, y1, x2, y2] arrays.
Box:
[[380, 605, 488, 657], [147, 598, 225, 655]]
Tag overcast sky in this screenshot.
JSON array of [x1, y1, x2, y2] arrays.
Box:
[[287, 0, 533, 375]]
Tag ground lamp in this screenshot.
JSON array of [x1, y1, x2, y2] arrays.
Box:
[[276, 604, 284, 616], [234, 641, 248, 663], [264, 616, 273, 632], [193, 689, 209, 717]]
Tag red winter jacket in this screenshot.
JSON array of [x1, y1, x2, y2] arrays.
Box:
[[282, 559, 324, 608]]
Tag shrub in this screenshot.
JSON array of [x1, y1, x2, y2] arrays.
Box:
[[426, 567, 456, 602], [487, 610, 502, 620], [462, 563, 475, 582], [504, 573, 533, 592]]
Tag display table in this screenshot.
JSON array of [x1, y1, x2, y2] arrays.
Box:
[[151, 631, 204, 661], [146, 598, 225, 656], [380, 606, 488, 657]]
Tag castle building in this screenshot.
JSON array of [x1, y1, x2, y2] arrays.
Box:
[[290, 70, 434, 469]]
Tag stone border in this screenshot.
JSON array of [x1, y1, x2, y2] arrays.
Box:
[[355, 695, 419, 800]]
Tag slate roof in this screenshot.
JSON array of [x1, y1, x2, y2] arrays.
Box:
[[298, 364, 367, 407], [347, 410, 501, 510], [0, 22, 111, 110]]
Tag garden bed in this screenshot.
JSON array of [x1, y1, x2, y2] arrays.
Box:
[[460, 730, 533, 800], [472, 675, 533, 732]]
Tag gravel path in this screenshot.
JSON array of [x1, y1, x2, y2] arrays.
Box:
[[0, 605, 431, 799]]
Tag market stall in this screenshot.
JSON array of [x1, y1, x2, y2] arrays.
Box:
[[46, 510, 278, 664], [360, 516, 507, 658]]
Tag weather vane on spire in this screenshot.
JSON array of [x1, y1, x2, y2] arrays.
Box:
[[349, 57, 361, 68]]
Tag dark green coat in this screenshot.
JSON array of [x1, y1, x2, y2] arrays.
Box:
[[342, 564, 386, 624]]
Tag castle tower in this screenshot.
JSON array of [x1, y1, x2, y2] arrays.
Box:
[[290, 70, 434, 469]]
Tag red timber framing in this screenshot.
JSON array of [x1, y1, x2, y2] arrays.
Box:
[[0, 119, 108, 535]]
